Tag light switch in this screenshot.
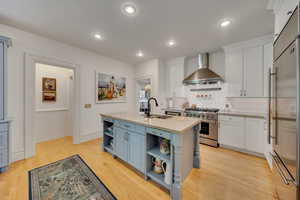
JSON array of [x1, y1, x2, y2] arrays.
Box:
[[84, 104, 92, 109]]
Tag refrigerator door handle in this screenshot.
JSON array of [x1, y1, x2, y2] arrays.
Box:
[[268, 68, 272, 144], [268, 68, 278, 144], [270, 153, 294, 185]]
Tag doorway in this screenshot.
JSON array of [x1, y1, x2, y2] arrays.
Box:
[[34, 63, 74, 143], [24, 54, 80, 158], [136, 76, 153, 113]]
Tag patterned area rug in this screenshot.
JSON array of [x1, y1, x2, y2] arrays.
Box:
[[29, 155, 116, 200]]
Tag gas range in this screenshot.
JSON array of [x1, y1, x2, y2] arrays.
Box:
[[184, 107, 219, 147], [184, 108, 219, 121]]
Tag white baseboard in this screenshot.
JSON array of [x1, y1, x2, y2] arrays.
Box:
[[11, 151, 25, 162], [219, 144, 265, 158], [79, 131, 100, 143], [10, 133, 100, 164]]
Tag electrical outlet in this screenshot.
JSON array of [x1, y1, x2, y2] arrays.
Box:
[[84, 104, 92, 109]]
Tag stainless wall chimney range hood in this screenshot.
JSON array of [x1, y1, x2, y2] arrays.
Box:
[[183, 53, 223, 85]]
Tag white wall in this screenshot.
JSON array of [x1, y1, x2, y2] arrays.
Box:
[[34, 64, 74, 143], [0, 24, 136, 162], [165, 57, 185, 98], [35, 63, 73, 112]]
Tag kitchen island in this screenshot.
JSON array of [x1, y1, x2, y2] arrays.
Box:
[[99, 113, 201, 200]]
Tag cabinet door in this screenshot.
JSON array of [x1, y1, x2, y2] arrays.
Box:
[[115, 128, 128, 161], [219, 117, 245, 149], [245, 118, 265, 154], [128, 132, 146, 172], [0, 42, 4, 120], [225, 49, 244, 97], [243, 45, 264, 97]]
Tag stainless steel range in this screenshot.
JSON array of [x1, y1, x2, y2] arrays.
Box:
[[184, 108, 219, 147]]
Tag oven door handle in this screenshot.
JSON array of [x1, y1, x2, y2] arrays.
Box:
[[270, 153, 294, 185]]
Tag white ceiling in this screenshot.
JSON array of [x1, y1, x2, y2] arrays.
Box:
[[0, 0, 274, 64]]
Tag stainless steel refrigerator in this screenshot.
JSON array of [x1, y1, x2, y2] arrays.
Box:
[[270, 5, 300, 200]]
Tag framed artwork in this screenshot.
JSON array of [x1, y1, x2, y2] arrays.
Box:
[[42, 92, 56, 102], [42, 77, 57, 102], [42, 77, 56, 92], [96, 72, 126, 103]]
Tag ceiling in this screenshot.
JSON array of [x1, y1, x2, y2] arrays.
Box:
[[0, 0, 274, 64]]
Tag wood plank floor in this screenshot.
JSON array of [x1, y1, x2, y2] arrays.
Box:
[[0, 136, 277, 200]]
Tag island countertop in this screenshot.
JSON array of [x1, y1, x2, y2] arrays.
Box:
[[100, 112, 201, 134]]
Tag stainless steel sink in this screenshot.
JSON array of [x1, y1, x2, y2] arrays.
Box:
[[145, 114, 172, 119]]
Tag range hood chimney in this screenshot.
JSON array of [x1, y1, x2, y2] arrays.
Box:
[[183, 53, 223, 85]]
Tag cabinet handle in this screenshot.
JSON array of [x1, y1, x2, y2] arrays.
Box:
[[240, 90, 243, 97], [287, 10, 293, 16], [244, 90, 246, 96], [124, 132, 129, 141]]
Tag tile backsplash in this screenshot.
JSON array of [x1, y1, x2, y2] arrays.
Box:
[[184, 83, 268, 113]]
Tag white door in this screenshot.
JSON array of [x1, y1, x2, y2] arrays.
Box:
[[245, 118, 265, 154], [243, 45, 264, 97], [225, 49, 244, 97], [219, 116, 245, 149]]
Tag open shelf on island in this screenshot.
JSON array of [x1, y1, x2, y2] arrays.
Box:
[[147, 171, 171, 189], [147, 147, 170, 161], [104, 131, 113, 138]]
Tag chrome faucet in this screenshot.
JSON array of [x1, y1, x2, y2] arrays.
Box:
[[145, 97, 159, 117]]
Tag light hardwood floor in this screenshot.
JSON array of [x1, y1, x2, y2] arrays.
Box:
[[0, 136, 277, 200]]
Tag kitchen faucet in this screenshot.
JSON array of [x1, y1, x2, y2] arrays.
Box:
[[145, 97, 159, 117]]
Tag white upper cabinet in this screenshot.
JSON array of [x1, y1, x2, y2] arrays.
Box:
[[243, 46, 264, 97], [224, 35, 273, 98], [225, 49, 244, 97]]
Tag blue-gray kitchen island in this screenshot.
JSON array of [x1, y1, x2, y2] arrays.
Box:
[[100, 113, 201, 200]]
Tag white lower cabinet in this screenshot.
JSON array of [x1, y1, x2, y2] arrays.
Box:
[[219, 115, 265, 155], [219, 116, 245, 149], [245, 118, 265, 154]]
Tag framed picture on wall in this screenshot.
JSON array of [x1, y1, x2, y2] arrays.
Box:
[[42, 92, 56, 102], [95, 72, 126, 103], [42, 77, 56, 92]]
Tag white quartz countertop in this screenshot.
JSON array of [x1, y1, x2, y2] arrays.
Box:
[[100, 112, 201, 134], [219, 110, 267, 118]]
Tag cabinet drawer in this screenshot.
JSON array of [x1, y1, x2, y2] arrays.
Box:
[[135, 124, 146, 135], [118, 121, 135, 131], [219, 115, 244, 122], [0, 132, 8, 149], [0, 150, 8, 167], [146, 128, 171, 140], [0, 123, 9, 132]]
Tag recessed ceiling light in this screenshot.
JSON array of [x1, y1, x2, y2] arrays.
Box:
[[122, 3, 138, 16], [220, 20, 231, 27], [125, 5, 135, 14], [136, 51, 144, 57], [167, 40, 176, 47], [94, 33, 102, 40]]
